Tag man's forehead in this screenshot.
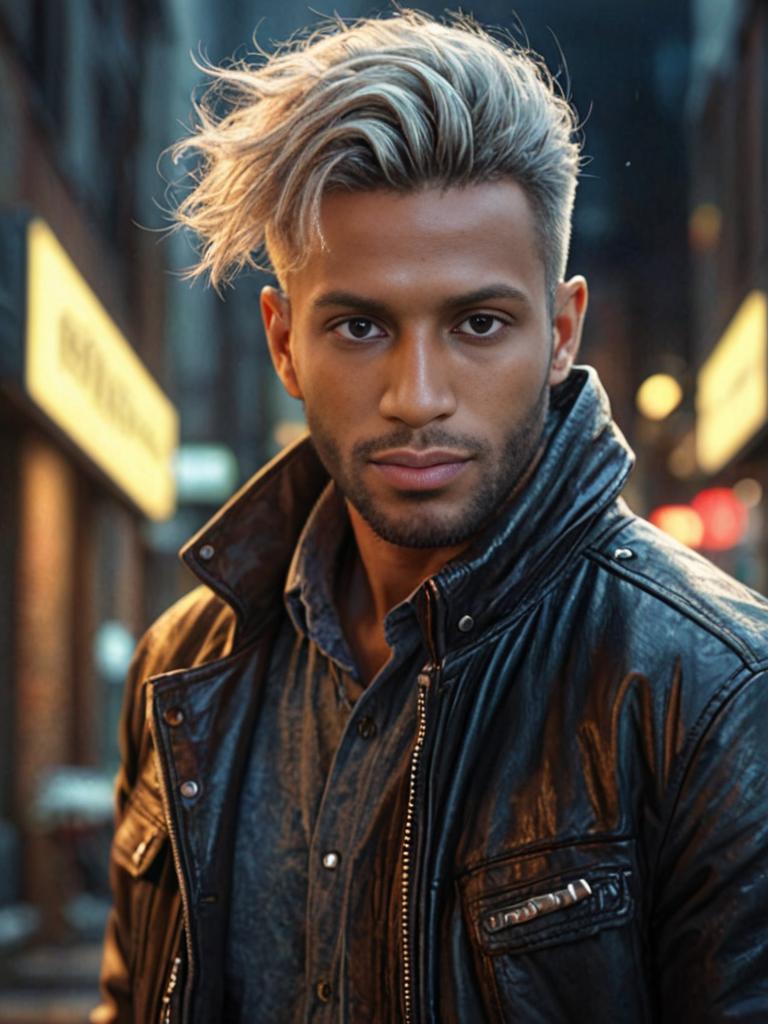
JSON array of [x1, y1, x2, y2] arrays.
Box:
[[284, 182, 548, 308], [317, 181, 538, 243]]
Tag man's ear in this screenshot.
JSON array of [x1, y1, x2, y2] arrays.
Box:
[[261, 285, 303, 400], [550, 276, 588, 386]]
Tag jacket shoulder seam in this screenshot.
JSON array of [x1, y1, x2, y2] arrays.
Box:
[[584, 548, 759, 668]]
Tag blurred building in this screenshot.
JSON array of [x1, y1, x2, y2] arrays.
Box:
[[0, 0, 178, 974], [688, 0, 767, 592], [139, 0, 309, 609], [639, 0, 768, 588]]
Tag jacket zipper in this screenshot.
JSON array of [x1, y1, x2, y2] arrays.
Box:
[[150, 698, 196, 1024], [401, 670, 430, 1024], [401, 580, 441, 1024]]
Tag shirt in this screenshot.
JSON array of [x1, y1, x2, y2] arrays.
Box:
[[223, 482, 429, 1022]]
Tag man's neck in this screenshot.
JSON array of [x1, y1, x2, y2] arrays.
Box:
[[337, 502, 470, 683]]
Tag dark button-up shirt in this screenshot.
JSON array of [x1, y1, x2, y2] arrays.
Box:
[[223, 483, 428, 1022]]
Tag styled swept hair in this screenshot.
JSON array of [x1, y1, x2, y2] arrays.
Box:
[[171, 10, 581, 296]]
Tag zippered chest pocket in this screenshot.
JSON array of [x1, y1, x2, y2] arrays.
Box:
[[460, 837, 636, 954], [458, 838, 650, 1022], [472, 866, 632, 955]]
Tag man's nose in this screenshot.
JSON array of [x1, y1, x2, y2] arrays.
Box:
[[377, 330, 457, 427]]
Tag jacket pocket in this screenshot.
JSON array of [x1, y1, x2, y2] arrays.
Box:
[[112, 795, 170, 977], [112, 797, 167, 880], [458, 837, 651, 1023], [111, 793, 183, 1023]]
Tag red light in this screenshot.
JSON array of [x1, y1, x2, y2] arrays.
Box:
[[690, 488, 748, 551]]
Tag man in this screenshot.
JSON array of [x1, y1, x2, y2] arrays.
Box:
[[93, 11, 768, 1023]]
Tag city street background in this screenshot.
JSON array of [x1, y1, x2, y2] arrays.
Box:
[[0, 0, 765, 1019]]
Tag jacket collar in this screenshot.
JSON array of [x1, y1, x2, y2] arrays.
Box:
[[421, 365, 634, 654], [180, 436, 329, 639], [181, 367, 634, 645]]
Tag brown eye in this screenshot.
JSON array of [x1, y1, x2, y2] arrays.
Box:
[[455, 313, 508, 338], [468, 314, 495, 334], [334, 318, 385, 341]]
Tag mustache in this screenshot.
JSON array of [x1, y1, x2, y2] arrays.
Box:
[[353, 428, 491, 459]]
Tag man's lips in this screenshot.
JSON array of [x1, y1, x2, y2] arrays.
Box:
[[370, 449, 472, 490]]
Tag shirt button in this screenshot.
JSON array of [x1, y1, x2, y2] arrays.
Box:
[[322, 851, 340, 870], [179, 780, 200, 800], [356, 716, 377, 739], [163, 707, 185, 727], [458, 614, 475, 632], [316, 979, 332, 1003], [199, 543, 215, 560]]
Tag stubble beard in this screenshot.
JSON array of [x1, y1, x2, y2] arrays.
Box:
[[306, 382, 550, 550]]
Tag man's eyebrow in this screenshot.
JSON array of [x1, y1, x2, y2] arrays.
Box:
[[311, 284, 531, 315], [312, 291, 391, 317], [442, 285, 531, 309]]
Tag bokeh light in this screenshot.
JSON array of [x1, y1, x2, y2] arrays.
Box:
[[636, 373, 683, 421]]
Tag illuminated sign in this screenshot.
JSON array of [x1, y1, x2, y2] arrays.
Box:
[[25, 219, 178, 520], [175, 444, 239, 503], [696, 290, 768, 474]]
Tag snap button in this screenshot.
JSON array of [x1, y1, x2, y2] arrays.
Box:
[[458, 614, 475, 632], [179, 780, 200, 800], [613, 547, 635, 561], [356, 716, 377, 739], [163, 707, 185, 727], [316, 979, 332, 1003], [199, 543, 215, 561], [322, 851, 340, 870]]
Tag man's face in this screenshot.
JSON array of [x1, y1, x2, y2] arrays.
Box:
[[262, 182, 586, 550]]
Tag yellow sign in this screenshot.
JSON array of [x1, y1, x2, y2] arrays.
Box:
[[696, 290, 768, 474], [25, 219, 178, 520]]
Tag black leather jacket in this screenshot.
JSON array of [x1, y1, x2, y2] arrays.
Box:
[[94, 368, 768, 1023]]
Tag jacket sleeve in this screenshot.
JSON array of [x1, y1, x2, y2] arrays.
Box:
[[89, 635, 154, 1024], [654, 670, 768, 1021], [89, 587, 234, 1023]]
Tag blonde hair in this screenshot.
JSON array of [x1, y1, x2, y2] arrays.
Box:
[[171, 10, 581, 295]]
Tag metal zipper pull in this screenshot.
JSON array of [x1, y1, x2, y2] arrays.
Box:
[[160, 955, 182, 1024], [483, 878, 593, 934]]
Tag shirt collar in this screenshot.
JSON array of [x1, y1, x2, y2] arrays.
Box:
[[284, 481, 358, 674]]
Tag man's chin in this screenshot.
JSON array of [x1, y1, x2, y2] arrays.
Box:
[[353, 504, 484, 551]]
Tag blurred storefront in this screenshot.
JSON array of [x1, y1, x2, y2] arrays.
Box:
[[0, 3, 178, 1010], [0, 211, 177, 944]]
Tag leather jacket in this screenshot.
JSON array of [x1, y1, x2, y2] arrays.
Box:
[[93, 368, 768, 1023]]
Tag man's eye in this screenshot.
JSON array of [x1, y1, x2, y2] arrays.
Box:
[[334, 318, 386, 341], [456, 313, 507, 338]]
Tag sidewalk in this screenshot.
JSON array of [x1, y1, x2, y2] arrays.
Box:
[[0, 942, 101, 1024]]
